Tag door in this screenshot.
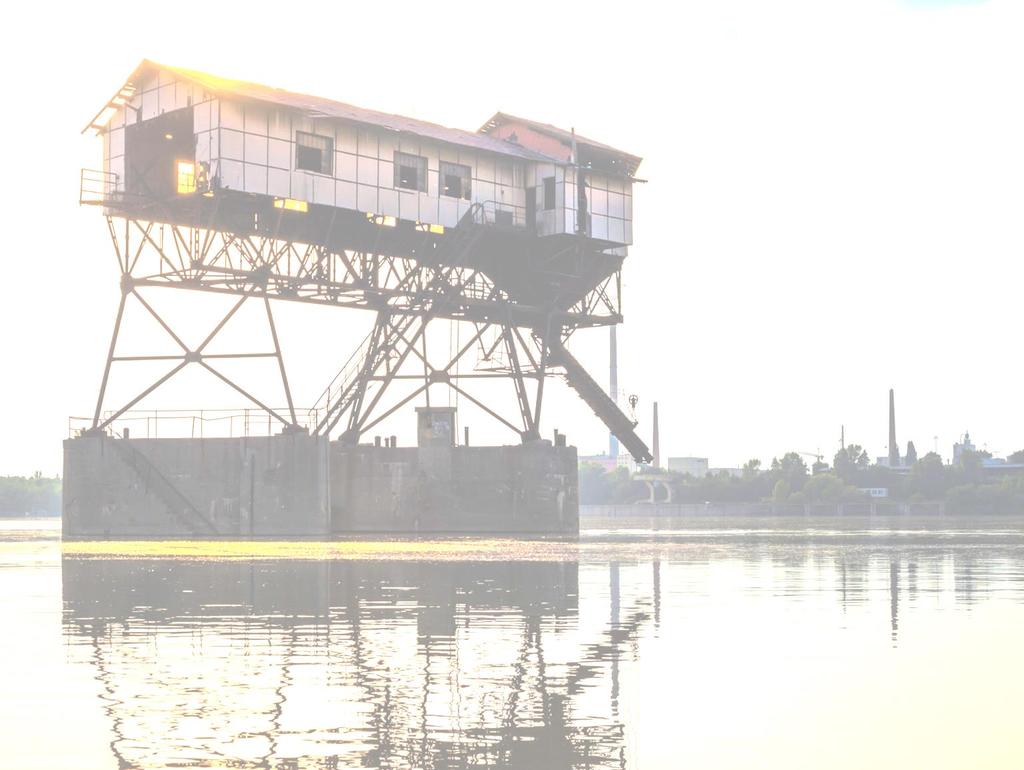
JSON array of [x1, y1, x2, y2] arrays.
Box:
[[525, 187, 537, 232]]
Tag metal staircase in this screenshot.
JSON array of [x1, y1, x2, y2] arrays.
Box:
[[310, 215, 491, 437], [309, 327, 384, 435], [547, 337, 653, 464], [108, 437, 218, 534]]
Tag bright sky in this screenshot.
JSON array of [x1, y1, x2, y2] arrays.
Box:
[[1, 0, 1021, 476]]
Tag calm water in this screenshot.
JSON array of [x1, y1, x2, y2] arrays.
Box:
[[3, 516, 1024, 769]]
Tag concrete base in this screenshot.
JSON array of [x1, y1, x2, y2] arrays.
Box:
[[331, 443, 578, 534], [62, 435, 578, 537], [63, 434, 330, 537]]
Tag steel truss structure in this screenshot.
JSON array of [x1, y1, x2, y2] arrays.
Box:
[[88, 211, 652, 461]]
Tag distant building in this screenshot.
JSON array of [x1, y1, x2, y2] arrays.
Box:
[[875, 455, 909, 470], [580, 453, 635, 473], [860, 487, 889, 498], [952, 432, 1024, 472], [981, 458, 1024, 472], [953, 431, 975, 466], [667, 457, 709, 478], [708, 467, 744, 479]]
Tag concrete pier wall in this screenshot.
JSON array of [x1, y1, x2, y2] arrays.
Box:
[[62, 433, 330, 537], [63, 436, 577, 537], [331, 443, 578, 534]]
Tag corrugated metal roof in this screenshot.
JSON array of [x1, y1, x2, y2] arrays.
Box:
[[97, 60, 562, 163], [479, 112, 642, 172]]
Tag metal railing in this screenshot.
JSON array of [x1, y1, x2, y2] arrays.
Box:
[[459, 200, 526, 229], [69, 408, 319, 440], [79, 168, 120, 206], [307, 328, 384, 429]]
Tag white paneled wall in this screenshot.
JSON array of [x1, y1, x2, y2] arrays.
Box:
[[587, 173, 632, 246], [105, 70, 634, 245], [189, 96, 542, 229]]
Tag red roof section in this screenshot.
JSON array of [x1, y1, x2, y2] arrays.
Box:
[[479, 112, 642, 176]]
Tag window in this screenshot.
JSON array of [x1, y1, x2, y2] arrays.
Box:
[[543, 176, 556, 210], [394, 151, 427, 192], [440, 161, 471, 200], [176, 160, 196, 194], [296, 131, 333, 174]]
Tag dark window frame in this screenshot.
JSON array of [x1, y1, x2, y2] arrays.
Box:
[[394, 151, 428, 193], [439, 160, 472, 201], [296, 130, 333, 175], [543, 176, 556, 211]]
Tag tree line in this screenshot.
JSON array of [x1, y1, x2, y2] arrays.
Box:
[[0, 474, 62, 516], [581, 445, 1024, 513]]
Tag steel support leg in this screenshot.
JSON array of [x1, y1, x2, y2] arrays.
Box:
[[91, 287, 128, 429]]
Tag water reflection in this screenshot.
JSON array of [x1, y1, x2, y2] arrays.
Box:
[[890, 557, 899, 643], [63, 558, 642, 769], [52, 522, 1024, 770]]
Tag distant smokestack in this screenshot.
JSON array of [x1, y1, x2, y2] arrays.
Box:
[[888, 388, 899, 467], [652, 401, 660, 469], [609, 326, 619, 459]]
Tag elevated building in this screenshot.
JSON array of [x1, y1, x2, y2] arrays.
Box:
[[65, 61, 652, 535]]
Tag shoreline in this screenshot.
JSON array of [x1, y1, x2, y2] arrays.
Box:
[[580, 501, 1024, 517]]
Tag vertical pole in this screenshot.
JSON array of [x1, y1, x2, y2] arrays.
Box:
[[652, 401, 660, 469], [888, 388, 899, 467], [92, 288, 128, 429]]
